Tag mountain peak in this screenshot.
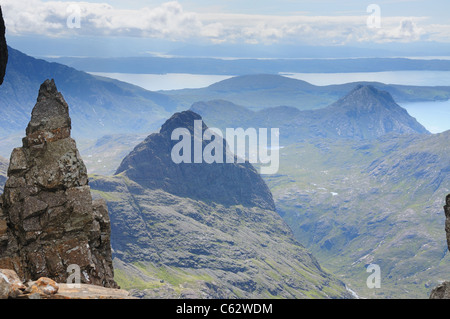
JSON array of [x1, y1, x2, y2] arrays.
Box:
[[116, 111, 276, 210], [25, 79, 71, 145], [159, 110, 204, 137], [321, 84, 430, 139], [334, 84, 397, 111]]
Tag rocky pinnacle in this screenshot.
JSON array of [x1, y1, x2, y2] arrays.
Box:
[[0, 79, 117, 288]]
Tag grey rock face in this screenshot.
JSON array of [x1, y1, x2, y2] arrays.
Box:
[[0, 6, 7, 85], [116, 110, 276, 211], [0, 79, 117, 288]]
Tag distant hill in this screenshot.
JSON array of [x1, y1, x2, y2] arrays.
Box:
[[166, 74, 450, 111], [0, 47, 182, 139], [191, 85, 429, 142], [75, 85, 429, 176], [312, 85, 429, 139]]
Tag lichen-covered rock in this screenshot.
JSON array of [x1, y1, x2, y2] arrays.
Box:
[[0, 269, 131, 299], [0, 274, 11, 299], [0, 268, 27, 298], [0, 6, 7, 85], [0, 79, 117, 288], [26, 277, 59, 295]]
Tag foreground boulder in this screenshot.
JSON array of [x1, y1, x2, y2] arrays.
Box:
[[430, 194, 450, 299], [0, 269, 132, 299], [0, 79, 117, 288]]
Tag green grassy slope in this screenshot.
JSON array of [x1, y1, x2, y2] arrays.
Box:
[[263, 131, 450, 298]]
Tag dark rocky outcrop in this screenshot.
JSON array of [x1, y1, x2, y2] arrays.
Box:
[[430, 194, 450, 299], [0, 6, 7, 85], [115, 110, 276, 211], [0, 79, 117, 288]]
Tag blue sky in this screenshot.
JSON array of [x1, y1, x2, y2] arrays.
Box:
[[2, 0, 450, 58]]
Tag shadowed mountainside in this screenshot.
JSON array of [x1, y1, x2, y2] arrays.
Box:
[[0, 47, 182, 139]]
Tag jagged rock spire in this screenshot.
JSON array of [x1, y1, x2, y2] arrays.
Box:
[[25, 79, 71, 145], [0, 79, 117, 288]]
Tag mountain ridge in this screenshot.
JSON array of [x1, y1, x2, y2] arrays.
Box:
[[191, 85, 429, 141], [166, 73, 450, 111], [0, 46, 182, 139]]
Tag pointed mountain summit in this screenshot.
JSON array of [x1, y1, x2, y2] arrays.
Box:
[[323, 84, 429, 139], [115, 110, 275, 210], [25, 79, 71, 140], [0, 79, 117, 288]]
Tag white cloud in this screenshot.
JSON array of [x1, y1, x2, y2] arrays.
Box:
[[1, 0, 203, 39], [0, 0, 447, 44], [371, 18, 425, 42]]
